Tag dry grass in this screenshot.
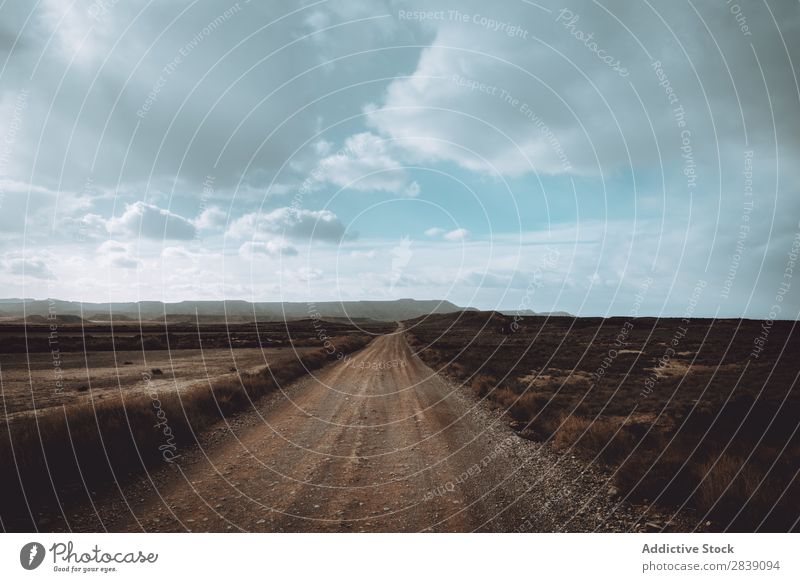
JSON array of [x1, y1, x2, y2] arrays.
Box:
[[470, 375, 497, 398], [696, 453, 760, 512], [406, 313, 800, 531], [0, 334, 372, 530]]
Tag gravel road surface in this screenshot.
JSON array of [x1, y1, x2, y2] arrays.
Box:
[[65, 330, 678, 532]]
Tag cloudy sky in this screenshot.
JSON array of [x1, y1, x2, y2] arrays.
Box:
[[0, 0, 798, 318]]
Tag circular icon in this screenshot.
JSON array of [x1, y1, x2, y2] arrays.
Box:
[[20, 542, 46, 570]]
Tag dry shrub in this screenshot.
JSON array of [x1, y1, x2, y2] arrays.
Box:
[[695, 453, 759, 513], [471, 375, 497, 398], [613, 436, 800, 531], [552, 415, 589, 450], [694, 448, 800, 530], [485, 387, 549, 427], [490, 387, 518, 410], [549, 415, 635, 466], [409, 314, 800, 531], [446, 362, 466, 377], [509, 392, 548, 424]]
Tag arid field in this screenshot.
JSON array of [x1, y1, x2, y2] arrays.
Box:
[[406, 312, 800, 531], [0, 318, 393, 418], [0, 347, 318, 419], [0, 318, 387, 531], [0, 313, 796, 533]]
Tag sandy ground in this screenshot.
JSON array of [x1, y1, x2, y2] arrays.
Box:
[[58, 331, 676, 533], [0, 347, 315, 419]]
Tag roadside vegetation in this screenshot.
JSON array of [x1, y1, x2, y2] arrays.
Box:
[[407, 311, 799, 532], [0, 333, 372, 530]]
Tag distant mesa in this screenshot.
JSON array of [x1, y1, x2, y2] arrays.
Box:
[[0, 298, 476, 323], [0, 298, 572, 324], [22, 314, 87, 324]]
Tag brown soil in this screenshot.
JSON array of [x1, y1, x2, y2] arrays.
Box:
[[56, 329, 665, 533], [0, 347, 316, 419]]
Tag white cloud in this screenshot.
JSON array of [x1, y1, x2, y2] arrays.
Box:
[[281, 267, 323, 283], [303, 10, 331, 34], [313, 138, 333, 155], [107, 201, 197, 240], [2, 253, 56, 279], [98, 240, 140, 269], [39, 0, 106, 64], [404, 180, 421, 198], [365, 0, 800, 179], [364, 30, 582, 176], [316, 132, 412, 193], [161, 246, 197, 261], [73, 213, 109, 240], [443, 228, 470, 241], [193, 206, 227, 231], [0, 179, 61, 197], [0, 179, 92, 236], [227, 207, 347, 243], [421, 226, 471, 242], [239, 240, 298, 258]]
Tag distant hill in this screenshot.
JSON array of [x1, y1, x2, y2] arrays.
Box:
[[23, 314, 86, 324], [0, 298, 472, 323], [0, 298, 34, 304]]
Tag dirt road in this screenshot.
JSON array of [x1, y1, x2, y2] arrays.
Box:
[[67, 330, 656, 532]]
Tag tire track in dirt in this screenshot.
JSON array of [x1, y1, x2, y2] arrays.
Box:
[[66, 329, 649, 532]]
